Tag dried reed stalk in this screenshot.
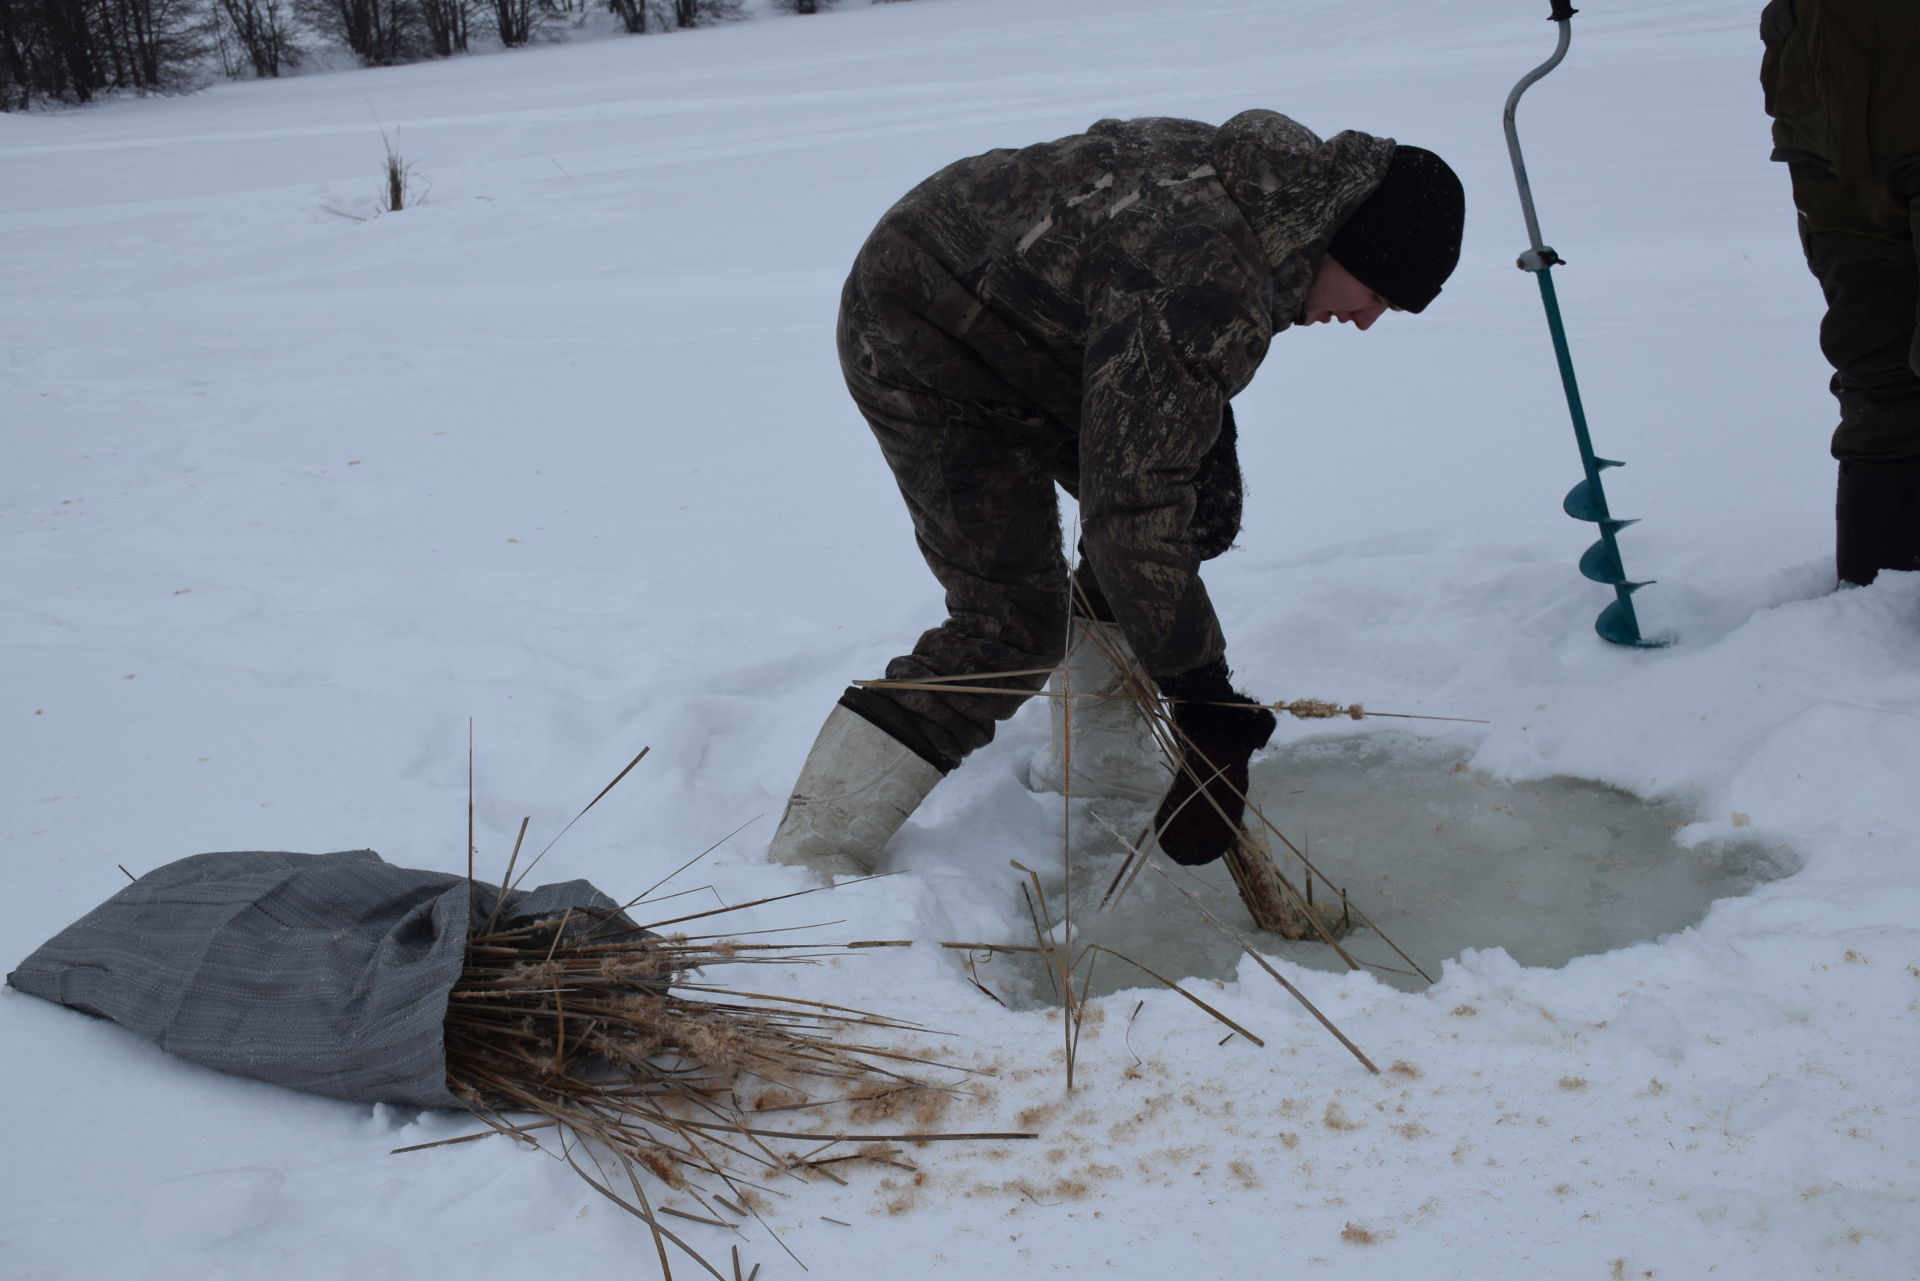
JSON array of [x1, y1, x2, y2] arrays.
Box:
[[859, 649, 1434, 987], [849, 677, 1486, 726], [856, 620, 1403, 968], [1221, 825, 1313, 937], [856, 642, 1417, 953], [1221, 828, 1342, 941], [1053, 622, 1368, 951], [1142, 860, 1380, 1076], [437, 909, 1025, 1278]]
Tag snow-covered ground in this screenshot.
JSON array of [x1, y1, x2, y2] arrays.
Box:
[[5, 1, 1918, 1277]]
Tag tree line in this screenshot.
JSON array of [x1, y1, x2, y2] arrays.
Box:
[[1, 0, 876, 109]]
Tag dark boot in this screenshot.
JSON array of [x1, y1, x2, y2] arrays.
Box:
[[1836, 458, 1920, 586]]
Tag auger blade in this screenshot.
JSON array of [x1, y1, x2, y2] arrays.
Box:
[[1562, 461, 1625, 522], [1577, 520, 1641, 584], [1595, 584, 1662, 649], [1578, 537, 1623, 585]]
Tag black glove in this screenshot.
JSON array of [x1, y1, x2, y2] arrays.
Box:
[[1153, 659, 1276, 866]]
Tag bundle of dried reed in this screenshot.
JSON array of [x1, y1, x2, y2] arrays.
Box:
[[431, 906, 1025, 1278]]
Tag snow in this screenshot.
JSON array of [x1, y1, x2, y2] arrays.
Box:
[[4, 0, 1917, 1277]]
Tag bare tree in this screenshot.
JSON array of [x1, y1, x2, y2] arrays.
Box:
[[2, 0, 202, 108], [603, 0, 732, 36], [299, 0, 422, 66], [0, 0, 97, 107], [0, 0, 759, 109], [488, 0, 530, 45], [603, 0, 647, 34], [213, 0, 298, 76], [417, 0, 466, 54], [670, 0, 738, 26]]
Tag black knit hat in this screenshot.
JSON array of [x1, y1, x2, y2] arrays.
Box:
[[1327, 145, 1464, 314]]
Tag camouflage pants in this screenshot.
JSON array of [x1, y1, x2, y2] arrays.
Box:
[[1788, 162, 1920, 462], [836, 289, 1079, 766]]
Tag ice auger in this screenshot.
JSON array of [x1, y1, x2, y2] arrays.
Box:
[[1502, 1, 1662, 648]]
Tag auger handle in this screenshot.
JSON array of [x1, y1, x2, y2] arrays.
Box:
[[1503, 5, 1576, 265]]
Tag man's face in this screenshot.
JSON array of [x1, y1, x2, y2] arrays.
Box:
[[1300, 255, 1399, 331]]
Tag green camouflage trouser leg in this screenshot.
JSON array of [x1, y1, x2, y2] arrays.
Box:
[[844, 374, 1076, 766], [837, 297, 1076, 767]]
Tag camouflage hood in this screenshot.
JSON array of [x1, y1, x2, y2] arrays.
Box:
[[1212, 109, 1398, 323]]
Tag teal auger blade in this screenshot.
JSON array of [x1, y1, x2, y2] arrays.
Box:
[[1582, 530, 1628, 587], [1596, 586, 1660, 649], [1562, 469, 1624, 522], [1505, 0, 1668, 648]]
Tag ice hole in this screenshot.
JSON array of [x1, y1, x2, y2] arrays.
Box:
[[981, 733, 1796, 1007]]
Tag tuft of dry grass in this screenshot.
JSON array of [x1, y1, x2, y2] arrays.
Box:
[[319, 123, 431, 222], [378, 126, 426, 212]]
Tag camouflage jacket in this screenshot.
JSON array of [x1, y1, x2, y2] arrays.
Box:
[[842, 110, 1394, 679]]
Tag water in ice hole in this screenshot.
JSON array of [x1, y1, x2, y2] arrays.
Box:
[[982, 732, 1796, 1006]]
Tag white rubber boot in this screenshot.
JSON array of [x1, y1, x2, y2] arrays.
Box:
[[1027, 619, 1167, 802], [767, 704, 944, 878]]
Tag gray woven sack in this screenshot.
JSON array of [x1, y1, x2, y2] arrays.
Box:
[[6, 849, 636, 1109]]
